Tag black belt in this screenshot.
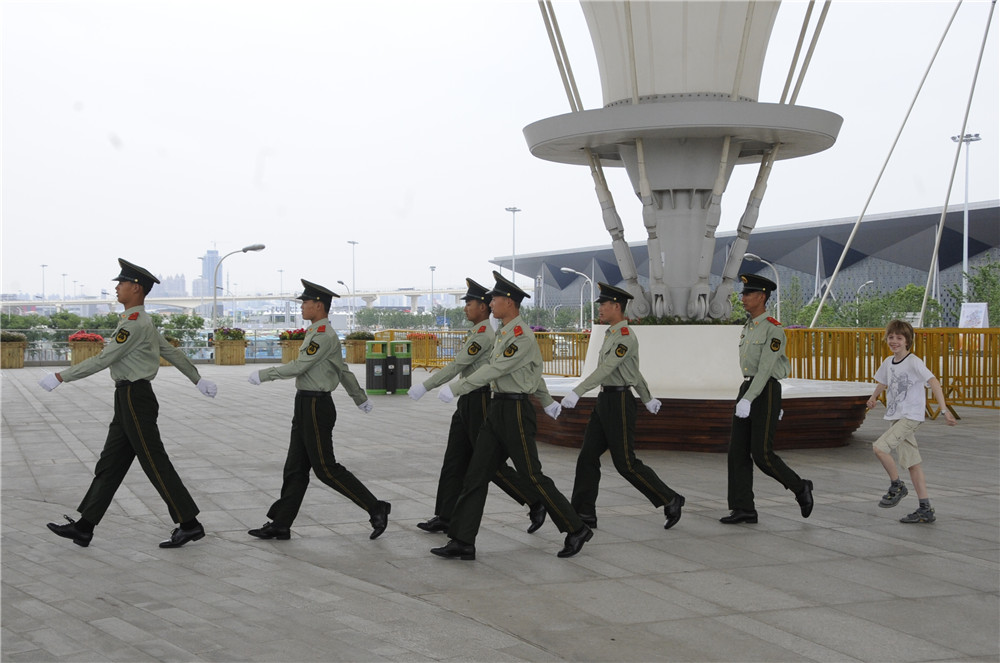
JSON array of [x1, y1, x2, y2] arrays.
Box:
[[115, 379, 149, 388], [601, 385, 630, 392], [492, 392, 529, 400], [296, 390, 330, 398]]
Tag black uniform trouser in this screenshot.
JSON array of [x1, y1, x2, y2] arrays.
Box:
[[448, 398, 583, 545], [267, 392, 378, 527], [434, 390, 541, 520], [78, 380, 199, 525], [571, 390, 678, 515], [727, 378, 805, 511]]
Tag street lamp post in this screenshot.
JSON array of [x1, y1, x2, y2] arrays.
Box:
[[213, 243, 265, 327], [855, 280, 874, 326], [505, 207, 521, 283], [429, 266, 436, 326], [560, 267, 594, 329], [61, 273, 67, 301], [743, 253, 781, 321], [337, 280, 353, 331], [951, 133, 981, 298], [40, 264, 47, 309], [348, 240, 359, 319]]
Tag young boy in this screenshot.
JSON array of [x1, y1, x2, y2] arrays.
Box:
[[867, 320, 957, 523]]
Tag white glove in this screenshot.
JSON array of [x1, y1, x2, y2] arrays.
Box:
[[248, 371, 261, 386], [439, 384, 454, 404], [645, 398, 661, 415], [408, 382, 427, 401], [358, 400, 373, 414], [544, 401, 562, 420], [197, 378, 217, 398], [735, 398, 751, 418], [38, 373, 61, 392], [561, 391, 580, 409]]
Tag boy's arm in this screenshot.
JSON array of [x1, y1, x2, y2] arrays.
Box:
[[866, 382, 886, 410], [927, 377, 957, 425]]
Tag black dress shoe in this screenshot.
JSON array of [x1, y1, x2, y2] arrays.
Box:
[[577, 512, 598, 529], [663, 495, 685, 530], [369, 501, 391, 539], [557, 524, 593, 558], [796, 480, 814, 518], [248, 522, 290, 540], [159, 523, 205, 548], [430, 539, 476, 560], [416, 515, 449, 533], [719, 509, 758, 524], [527, 502, 547, 534], [46, 515, 92, 547]]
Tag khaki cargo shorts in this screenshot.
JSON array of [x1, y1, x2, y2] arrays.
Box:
[[873, 418, 923, 469]]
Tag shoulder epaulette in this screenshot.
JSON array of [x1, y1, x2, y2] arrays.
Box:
[[478, 325, 487, 333], [766, 317, 781, 326], [128, 312, 139, 320], [621, 327, 629, 335], [317, 325, 326, 332], [513, 326, 523, 337]]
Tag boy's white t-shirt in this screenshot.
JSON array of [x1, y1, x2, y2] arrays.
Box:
[[874, 353, 935, 422]]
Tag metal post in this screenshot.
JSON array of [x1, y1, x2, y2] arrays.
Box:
[[506, 207, 521, 282], [429, 266, 436, 326], [560, 267, 593, 330], [855, 280, 874, 326], [951, 133, 981, 298], [743, 253, 781, 321], [213, 244, 265, 328], [348, 240, 359, 319]]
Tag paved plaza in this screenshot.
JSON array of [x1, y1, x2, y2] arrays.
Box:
[[2, 364, 998, 662]]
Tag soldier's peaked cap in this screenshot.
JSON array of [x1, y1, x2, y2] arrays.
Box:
[[461, 278, 492, 304], [739, 273, 777, 294], [488, 270, 530, 304], [112, 259, 160, 291], [596, 282, 633, 304], [297, 279, 340, 305]]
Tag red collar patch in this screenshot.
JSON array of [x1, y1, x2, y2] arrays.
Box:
[[128, 312, 139, 320], [766, 317, 781, 326], [317, 325, 326, 333], [620, 327, 629, 335], [513, 326, 523, 337]]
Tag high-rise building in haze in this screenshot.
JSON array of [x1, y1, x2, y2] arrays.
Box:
[[192, 250, 220, 297]]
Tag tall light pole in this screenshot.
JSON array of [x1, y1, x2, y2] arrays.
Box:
[[277, 269, 284, 296], [429, 266, 436, 326], [951, 133, 981, 298], [348, 240, 359, 317], [337, 280, 353, 331], [61, 273, 67, 301], [743, 253, 781, 321], [40, 264, 47, 308], [505, 207, 520, 283], [855, 280, 874, 327], [560, 267, 594, 329], [213, 243, 265, 327]]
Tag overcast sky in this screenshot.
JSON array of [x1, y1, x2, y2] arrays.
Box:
[[2, 0, 997, 302]]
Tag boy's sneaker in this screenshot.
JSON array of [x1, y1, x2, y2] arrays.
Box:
[[878, 482, 908, 508], [900, 506, 935, 524]]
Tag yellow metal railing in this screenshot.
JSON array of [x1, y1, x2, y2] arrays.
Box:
[[374, 329, 590, 375], [786, 328, 999, 409]]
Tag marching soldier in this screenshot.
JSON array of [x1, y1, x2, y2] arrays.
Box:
[[247, 280, 390, 541], [431, 271, 592, 560], [561, 282, 685, 530], [408, 278, 546, 535], [39, 258, 218, 549], [721, 273, 813, 524]]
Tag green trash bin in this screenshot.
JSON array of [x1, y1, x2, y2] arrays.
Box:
[[387, 340, 412, 394], [365, 341, 388, 395]]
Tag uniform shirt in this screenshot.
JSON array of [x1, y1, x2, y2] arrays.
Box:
[[422, 322, 494, 391], [60, 305, 201, 385], [739, 312, 789, 402], [258, 318, 366, 404], [874, 353, 935, 422], [451, 314, 554, 407], [572, 321, 652, 402]]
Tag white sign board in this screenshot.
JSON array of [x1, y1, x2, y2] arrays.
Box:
[[959, 303, 989, 328]]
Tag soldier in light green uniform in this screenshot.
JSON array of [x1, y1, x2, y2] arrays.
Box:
[[408, 278, 546, 535], [247, 279, 390, 541], [561, 282, 685, 531], [721, 273, 813, 525], [430, 271, 593, 561], [40, 259, 218, 549]]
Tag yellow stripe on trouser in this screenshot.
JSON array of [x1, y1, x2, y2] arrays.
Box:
[[125, 384, 180, 518], [490, 392, 531, 503], [617, 392, 666, 501], [311, 397, 364, 507], [516, 401, 569, 525]]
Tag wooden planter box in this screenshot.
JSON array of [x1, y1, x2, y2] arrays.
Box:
[[69, 341, 105, 365], [213, 339, 248, 365], [1, 342, 27, 369], [280, 339, 301, 364], [344, 339, 368, 364]]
